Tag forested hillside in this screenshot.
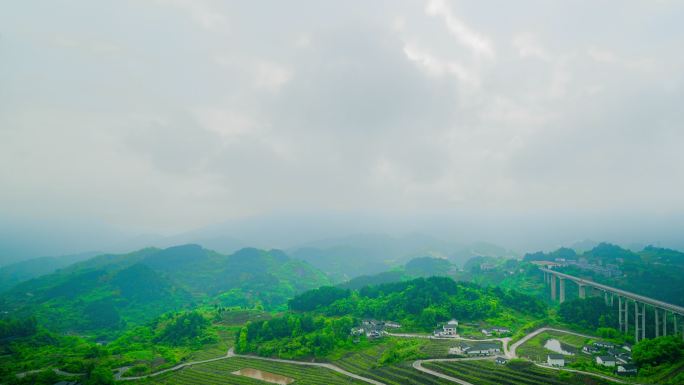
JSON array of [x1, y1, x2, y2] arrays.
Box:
[[236, 276, 546, 359], [0, 245, 330, 337]]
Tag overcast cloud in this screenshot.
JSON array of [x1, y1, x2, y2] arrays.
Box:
[[1, 1, 683, 255]]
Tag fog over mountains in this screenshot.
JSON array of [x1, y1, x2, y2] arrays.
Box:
[[2, 1, 684, 267], [2, 209, 683, 267]]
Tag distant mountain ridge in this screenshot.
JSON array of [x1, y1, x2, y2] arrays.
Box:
[[0, 245, 330, 336], [289, 233, 517, 282], [0, 251, 100, 292]]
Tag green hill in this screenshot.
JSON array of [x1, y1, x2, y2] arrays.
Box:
[[0, 245, 330, 337]]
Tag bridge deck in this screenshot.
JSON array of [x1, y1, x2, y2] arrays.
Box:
[[540, 268, 684, 316]]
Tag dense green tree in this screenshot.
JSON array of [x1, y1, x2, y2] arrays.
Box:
[[558, 297, 616, 329], [0, 317, 37, 341], [288, 286, 350, 311], [153, 311, 211, 346], [633, 335, 684, 367], [404, 257, 451, 277], [85, 365, 114, 385]]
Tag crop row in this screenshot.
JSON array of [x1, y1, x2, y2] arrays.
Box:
[[335, 359, 453, 385], [426, 360, 616, 385], [131, 356, 368, 385], [419, 339, 455, 357]]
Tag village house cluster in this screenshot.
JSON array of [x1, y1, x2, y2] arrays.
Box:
[[448, 342, 501, 357], [480, 326, 511, 337], [351, 319, 402, 341], [546, 340, 636, 376], [584, 341, 636, 376]]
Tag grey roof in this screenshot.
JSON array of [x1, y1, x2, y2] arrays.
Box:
[[598, 355, 615, 361], [547, 354, 565, 360], [469, 342, 500, 350]]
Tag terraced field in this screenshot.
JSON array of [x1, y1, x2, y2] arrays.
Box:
[[129, 356, 368, 385], [419, 339, 458, 358], [339, 360, 453, 385], [423, 360, 618, 385], [335, 354, 452, 385], [186, 327, 236, 361]]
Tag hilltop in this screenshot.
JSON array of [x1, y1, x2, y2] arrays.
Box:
[[0, 245, 329, 336]]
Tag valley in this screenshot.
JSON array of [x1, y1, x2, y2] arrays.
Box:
[[1, 243, 683, 385]]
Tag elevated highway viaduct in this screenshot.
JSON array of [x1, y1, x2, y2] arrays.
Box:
[[541, 268, 684, 342]]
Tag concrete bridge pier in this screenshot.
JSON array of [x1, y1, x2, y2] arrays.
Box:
[[578, 284, 586, 299], [635, 302, 646, 342], [559, 278, 566, 303], [655, 308, 660, 338], [550, 274, 557, 301], [618, 296, 625, 332], [624, 299, 629, 333]]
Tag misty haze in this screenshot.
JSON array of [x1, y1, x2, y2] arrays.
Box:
[[1, 1, 683, 385]]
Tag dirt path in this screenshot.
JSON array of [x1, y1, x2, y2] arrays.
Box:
[[116, 348, 386, 385]]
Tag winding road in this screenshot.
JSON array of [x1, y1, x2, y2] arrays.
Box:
[[111, 327, 642, 385], [116, 348, 385, 385], [408, 327, 643, 385], [412, 356, 495, 385]]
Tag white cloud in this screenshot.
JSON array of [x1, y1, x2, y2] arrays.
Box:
[[403, 43, 477, 85], [254, 61, 292, 91], [193, 108, 256, 142], [2, 0, 683, 245], [154, 0, 226, 30], [512, 33, 550, 61], [425, 0, 494, 58]]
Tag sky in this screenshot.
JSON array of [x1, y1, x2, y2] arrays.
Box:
[[1, 1, 684, 258]]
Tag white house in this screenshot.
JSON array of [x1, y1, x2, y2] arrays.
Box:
[[596, 356, 616, 367], [481, 328, 493, 337], [547, 354, 565, 367], [443, 319, 458, 335], [384, 321, 401, 329], [495, 357, 508, 365]]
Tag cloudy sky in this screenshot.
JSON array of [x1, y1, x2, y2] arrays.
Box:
[[1, 1, 683, 256]]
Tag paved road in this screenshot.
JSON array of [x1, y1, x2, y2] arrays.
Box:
[[116, 348, 386, 385], [16, 368, 85, 379], [416, 327, 644, 385], [386, 332, 511, 358], [413, 356, 495, 385], [114, 327, 642, 385], [116, 348, 235, 381], [531, 362, 642, 384], [508, 327, 595, 358], [233, 350, 386, 385]]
